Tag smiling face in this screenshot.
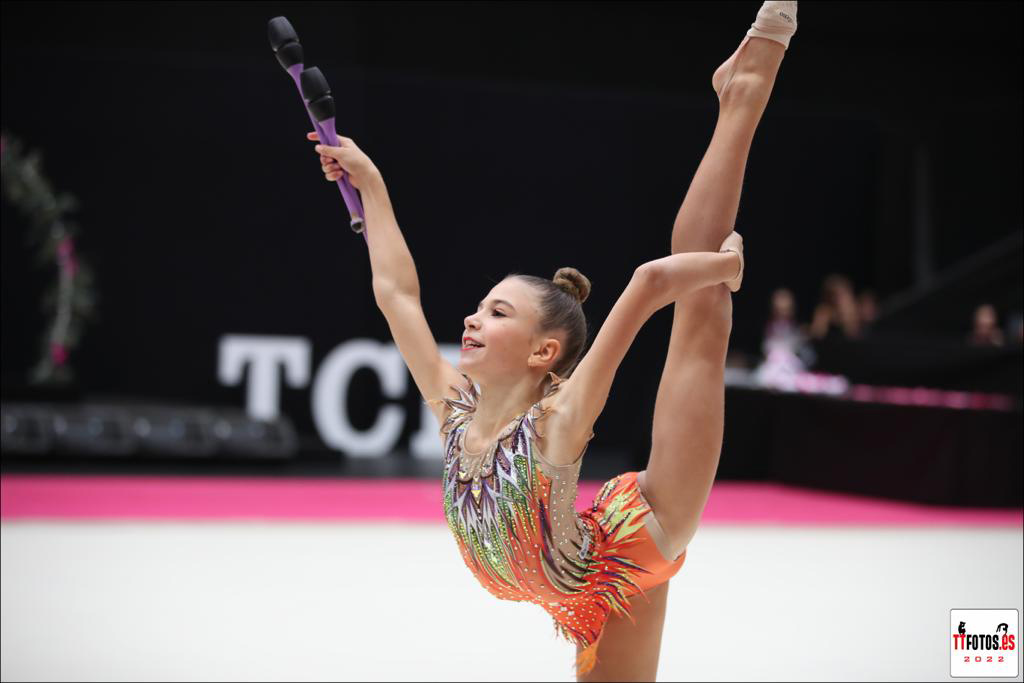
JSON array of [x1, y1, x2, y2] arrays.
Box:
[[459, 278, 562, 382]]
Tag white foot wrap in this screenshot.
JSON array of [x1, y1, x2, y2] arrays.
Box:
[[746, 1, 798, 50]]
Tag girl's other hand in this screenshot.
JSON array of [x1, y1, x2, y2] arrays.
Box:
[[306, 131, 381, 190]]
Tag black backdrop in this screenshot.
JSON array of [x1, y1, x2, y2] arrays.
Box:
[[2, 1, 1021, 460]]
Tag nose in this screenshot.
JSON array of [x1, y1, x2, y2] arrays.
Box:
[[464, 312, 480, 330]]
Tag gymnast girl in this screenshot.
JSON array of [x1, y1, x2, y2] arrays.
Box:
[[307, 2, 797, 678]]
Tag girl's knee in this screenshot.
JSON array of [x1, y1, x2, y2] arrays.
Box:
[[683, 286, 733, 335]]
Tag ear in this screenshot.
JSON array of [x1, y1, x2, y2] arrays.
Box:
[[528, 336, 561, 369]]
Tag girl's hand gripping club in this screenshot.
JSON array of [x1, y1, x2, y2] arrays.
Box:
[[268, 16, 367, 237]]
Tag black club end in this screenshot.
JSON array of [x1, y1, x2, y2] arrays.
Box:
[[301, 67, 335, 121], [300, 67, 331, 101], [268, 17, 303, 69], [268, 17, 298, 51]]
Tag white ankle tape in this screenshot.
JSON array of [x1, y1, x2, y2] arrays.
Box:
[[746, 1, 798, 50]]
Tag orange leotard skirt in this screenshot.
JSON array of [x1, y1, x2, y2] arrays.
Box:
[[569, 470, 688, 674]]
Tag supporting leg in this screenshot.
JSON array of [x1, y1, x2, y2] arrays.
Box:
[[575, 582, 670, 682]]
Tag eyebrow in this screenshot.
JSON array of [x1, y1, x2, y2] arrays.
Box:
[[478, 298, 517, 312]]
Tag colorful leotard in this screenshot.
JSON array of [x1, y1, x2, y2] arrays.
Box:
[[426, 371, 687, 676]]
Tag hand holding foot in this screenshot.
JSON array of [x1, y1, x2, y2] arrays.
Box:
[[719, 231, 744, 293]]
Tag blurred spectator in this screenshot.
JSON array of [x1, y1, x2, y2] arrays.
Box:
[[968, 303, 1005, 347], [763, 288, 815, 362], [810, 274, 862, 341], [765, 288, 798, 338], [857, 289, 878, 336], [1006, 310, 1023, 345], [755, 287, 817, 389]]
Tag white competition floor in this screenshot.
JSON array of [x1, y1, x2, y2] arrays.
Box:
[[2, 521, 1021, 682]]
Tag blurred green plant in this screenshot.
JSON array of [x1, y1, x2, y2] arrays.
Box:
[[1, 130, 98, 385]]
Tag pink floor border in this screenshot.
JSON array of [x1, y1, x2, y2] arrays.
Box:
[[1, 475, 1020, 526]]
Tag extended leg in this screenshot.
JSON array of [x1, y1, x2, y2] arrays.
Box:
[[642, 32, 789, 559], [672, 36, 786, 255]]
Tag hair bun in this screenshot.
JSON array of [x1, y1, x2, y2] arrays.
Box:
[[552, 267, 591, 305]]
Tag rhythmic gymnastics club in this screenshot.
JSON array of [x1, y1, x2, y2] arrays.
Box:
[[268, 16, 367, 237]]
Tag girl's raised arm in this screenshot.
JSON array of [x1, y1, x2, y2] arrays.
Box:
[[312, 134, 470, 425], [555, 246, 743, 441]]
